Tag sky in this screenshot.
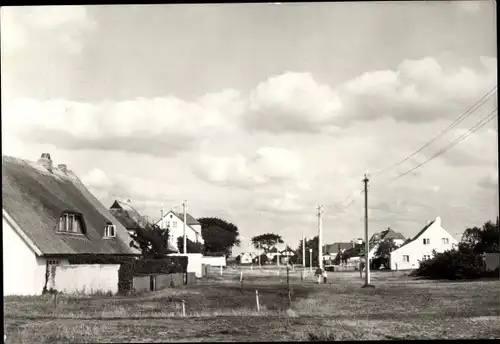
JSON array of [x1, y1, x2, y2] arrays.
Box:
[[1, 1, 498, 256]]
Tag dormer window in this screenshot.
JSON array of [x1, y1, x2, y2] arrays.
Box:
[[423, 238, 430, 245], [58, 212, 85, 234], [104, 223, 116, 238]]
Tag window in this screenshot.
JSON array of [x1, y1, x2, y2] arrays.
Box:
[[47, 260, 60, 265], [170, 214, 173, 219], [58, 212, 84, 234], [423, 255, 431, 260], [442, 238, 449, 244], [104, 224, 116, 238], [173, 221, 177, 228], [423, 238, 430, 245], [403, 255, 410, 262]]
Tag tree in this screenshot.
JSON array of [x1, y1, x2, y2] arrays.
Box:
[[198, 217, 241, 256], [373, 239, 399, 269], [461, 220, 499, 253], [293, 236, 320, 267], [177, 236, 204, 253], [129, 223, 175, 258], [251, 233, 284, 253]]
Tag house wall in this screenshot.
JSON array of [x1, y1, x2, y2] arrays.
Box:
[[168, 253, 203, 278], [390, 220, 458, 270], [201, 256, 226, 267], [240, 254, 253, 264], [52, 264, 120, 295], [159, 212, 204, 250], [3, 216, 47, 296]]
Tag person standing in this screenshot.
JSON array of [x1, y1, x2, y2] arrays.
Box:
[[322, 269, 328, 284]]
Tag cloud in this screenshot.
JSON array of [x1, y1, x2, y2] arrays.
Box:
[[244, 72, 343, 133], [341, 56, 497, 124], [193, 146, 306, 189], [477, 173, 498, 190], [2, 93, 240, 157], [2, 56, 496, 158], [254, 192, 304, 214], [1, 6, 97, 56]]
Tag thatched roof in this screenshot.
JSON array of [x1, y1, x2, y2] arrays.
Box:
[[2, 155, 140, 256], [110, 200, 149, 231]]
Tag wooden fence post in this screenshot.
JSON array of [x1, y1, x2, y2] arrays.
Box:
[[255, 290, 260, 312]]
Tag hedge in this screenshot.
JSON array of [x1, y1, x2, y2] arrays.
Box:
[[67, 254, 188, 294]]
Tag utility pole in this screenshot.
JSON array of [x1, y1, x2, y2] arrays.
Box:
[[318, 205, 323, 270], [362, 173, 374, 288], [182, 200, 187, 254], [160, 207, 164, 227], [258, 241, 261, 267], [302, 233, 306, 268]]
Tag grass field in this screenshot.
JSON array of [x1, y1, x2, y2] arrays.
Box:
[[4, 268, 500, 342]]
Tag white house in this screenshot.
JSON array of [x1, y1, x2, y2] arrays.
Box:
[[390, 216, 458, 270], [2, 154, 140, 296], [156, 210, 204, 252], [238, 252, 256, 264]]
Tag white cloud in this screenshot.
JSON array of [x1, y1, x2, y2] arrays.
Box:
[[1, 6, 96, 56], [193, 146, 306, 189], [245, 72, 343, 132]]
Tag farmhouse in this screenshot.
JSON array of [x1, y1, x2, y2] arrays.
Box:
[[390, 216, 458, 270], [156, 209, 204, 252], [2, 153, 140, 296], [237, 252, 256, 264]]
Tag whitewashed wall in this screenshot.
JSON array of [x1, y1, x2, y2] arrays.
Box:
[[3, 216, 47, 296], [52, 264, 120, 294], [390, 217, 458, 270], [169, 253, 203, 278], [201, 256, 226, 267]]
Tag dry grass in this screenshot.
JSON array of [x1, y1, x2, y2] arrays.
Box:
[[4, 270, 500, 342]]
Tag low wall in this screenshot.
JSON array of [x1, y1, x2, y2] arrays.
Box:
[[132, 275, 151, 293], [201, 256, 226, 267], [168, 253, 203, 278], [53, 264, 120, 295], [155, 273, 184, 289], [483, 253, 500, 271]]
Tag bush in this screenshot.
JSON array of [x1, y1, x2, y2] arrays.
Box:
[[67, 254, 188, 294], [414, 248, 486, 280]]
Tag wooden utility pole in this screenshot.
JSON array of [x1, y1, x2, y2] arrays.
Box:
[[182, 200, 187, 254], [318, 205, 323, 270], [302, 233, 306, 268], [362, 173, 374, 288]]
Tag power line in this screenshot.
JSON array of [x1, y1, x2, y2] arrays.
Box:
[[388, 108, 498, 184], [372, 86, 498, 178]]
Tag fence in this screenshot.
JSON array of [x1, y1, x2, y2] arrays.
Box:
[[132, 272, 195, 293], [50, 264, 120, 294], [201, 256, 226, 267]]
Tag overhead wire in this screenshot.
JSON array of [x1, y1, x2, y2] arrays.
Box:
[[387, 107, 498, 184], [371, 86, 498, 178]]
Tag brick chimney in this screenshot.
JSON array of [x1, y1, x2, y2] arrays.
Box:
[[37, 153, 53, 172], [58, 164, 67, 174]]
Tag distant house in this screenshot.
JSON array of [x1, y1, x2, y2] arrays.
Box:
[[390, 216, 458, 270], [109, 200, 149, 236], [2, 153, 140, 296], [279, 247, 295, 264], [237, 252, 256, 264], [368, 227, 406, 259], [155, 210, 204, 252], [323, 242, 355, 265], [266, 243, 287, 262]]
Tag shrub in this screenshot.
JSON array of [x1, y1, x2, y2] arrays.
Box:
[[414, 248, 486, 280]]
